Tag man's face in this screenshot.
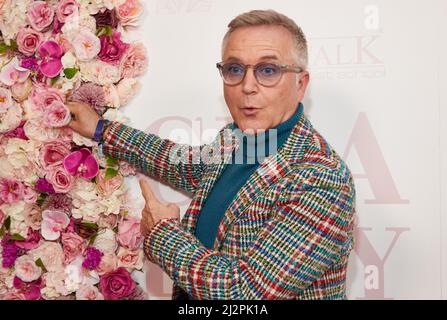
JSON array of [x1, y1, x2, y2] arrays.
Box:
[[221, 25, 309, 134]]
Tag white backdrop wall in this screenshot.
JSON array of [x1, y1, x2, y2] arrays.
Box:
[[123, 0, 446, 299]]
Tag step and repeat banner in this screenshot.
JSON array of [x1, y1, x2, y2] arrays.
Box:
[[122, 0, 446, 299]]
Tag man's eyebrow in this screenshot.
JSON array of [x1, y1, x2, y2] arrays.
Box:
[[225, 55, 281, 62]]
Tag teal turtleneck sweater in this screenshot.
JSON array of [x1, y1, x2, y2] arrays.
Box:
[[194, 103, 304, 249]]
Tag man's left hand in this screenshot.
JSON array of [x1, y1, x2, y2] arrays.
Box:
[[139, 178, 180, 238]]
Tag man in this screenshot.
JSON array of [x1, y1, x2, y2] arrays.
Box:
[[67, 9, 356, 300]]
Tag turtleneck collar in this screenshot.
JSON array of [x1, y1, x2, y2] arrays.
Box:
[[231, 103, 303, 164]]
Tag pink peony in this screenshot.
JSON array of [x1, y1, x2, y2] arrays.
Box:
[[28, 242, 64, 272], [0, 178, 24, 204], [14, 255, 42, 282], [38, 40, 63, 78], [43, 101, 71, 128], [96, 169, 123, 196], [96, 253, 117, 276], [119, 43, 148, 78], [27, 1, 55, 32], [45, 166, 75, 194], [63, 148, 99, 180], [0, 57, 30, 86], [116, 0, 143, 26], [117, 216, 143, 250], [40, 139, 71, 170], [99, 267, 136, 300], [117, 78, 141, 106], [41, 210, 70, 240], [16, 27, 43, 57], [61, 232, 86, 264], [72, 29, 101, 62], [30, 85, 65, 111], [76, 285, 104, 300], [56, 0, 80, 23], [3, 291, 27, 300], [98, 31, 129, 65], [23, 186, 38, 204]]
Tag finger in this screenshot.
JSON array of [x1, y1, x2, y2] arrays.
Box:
[[139, 178, 156, 203]]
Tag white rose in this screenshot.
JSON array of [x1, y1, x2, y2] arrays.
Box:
[[93, 229, 118, 255]]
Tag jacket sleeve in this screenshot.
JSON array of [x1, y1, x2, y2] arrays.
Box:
[[102, 121, 207, 194], [142, 168, 356, 299]]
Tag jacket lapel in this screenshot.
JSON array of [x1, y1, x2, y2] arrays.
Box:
[[181, 112, 314, 248]]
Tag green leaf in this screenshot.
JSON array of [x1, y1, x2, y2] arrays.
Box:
[[112, 226, 118, 233], [0, 226, 5, 237], [96, 26, 113, 37], [50, 75, 60, 86], [106, 157, 119, 167], [63, 67, 78, 80], [37, 193, 48, 207], [4, 216, 11, 231], [81, 221, 99, 231], [0, 43, 9, 54], [8, 40, 17, 51], [35, 258, 48, 273], [88, 233, 99, 246], [10, 233, 26, 241], [105, 168, 118, 179]]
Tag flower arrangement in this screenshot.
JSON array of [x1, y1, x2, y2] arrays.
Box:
[[0, 0, 148, 300]]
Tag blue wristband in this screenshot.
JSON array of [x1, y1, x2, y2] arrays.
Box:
[[93, 119, 105, 142]]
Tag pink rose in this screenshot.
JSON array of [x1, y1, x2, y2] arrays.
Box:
[[116, 0, 143, 26], [117, 216, 143, 250], [45, 166, 75, 194], [27, 1, 55, 32], [16, 28, 43, 56], [61, 232, 86, 264], [117, 78, 140, 106], [98, 213, 118, 229], [30, 85, 65, 111], [72, 29, 101, 62], [0, 178, 24, 204], [23, 204, 42, 231], [97, 253, 117, 276], [56, 0, 80, 23], [14, 255, 42, 282], [96, 169, 123, 196], [76, 285, 104, 300], [44, 101, 71, 128], [23, 186, 38, 204], [40, 139, 71, 170], [116, 247, 144, 270], [98, 31, 129, 65], [41, 210, 70, 240], [119, 43, 148, 78], [99, 267, 136, 300]]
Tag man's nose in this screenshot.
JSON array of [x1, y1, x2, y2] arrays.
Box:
[[241, 68, 258, 94]]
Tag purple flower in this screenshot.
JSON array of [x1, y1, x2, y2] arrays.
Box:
[[3, 121, 29, 140], [35, 178, 55, 194], [70, 82, 106, 115], [93, 8, 118, 28], [41, 194, 72, 213], [52, 17, 64, 35], [15, 228, 42, 251], [82, 247, 104, 270], [1, 236, 19, 268], [20, 57, 39, 71], [98, 31, 129, 65]]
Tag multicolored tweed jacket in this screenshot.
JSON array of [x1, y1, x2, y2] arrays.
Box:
[[102, 111, 356, 300]]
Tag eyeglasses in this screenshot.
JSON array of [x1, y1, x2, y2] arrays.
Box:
[[216, 61, 303, 87]]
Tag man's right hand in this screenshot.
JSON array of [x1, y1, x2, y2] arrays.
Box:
[[66, 101, 101, 139]]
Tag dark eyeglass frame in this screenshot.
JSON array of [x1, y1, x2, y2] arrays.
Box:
[[216, 61, 303, 87]]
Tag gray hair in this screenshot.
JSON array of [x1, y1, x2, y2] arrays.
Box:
[[221, 9, 308, 69]]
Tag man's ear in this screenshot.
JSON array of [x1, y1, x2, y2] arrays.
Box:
[[296, 71, 310, 99]]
